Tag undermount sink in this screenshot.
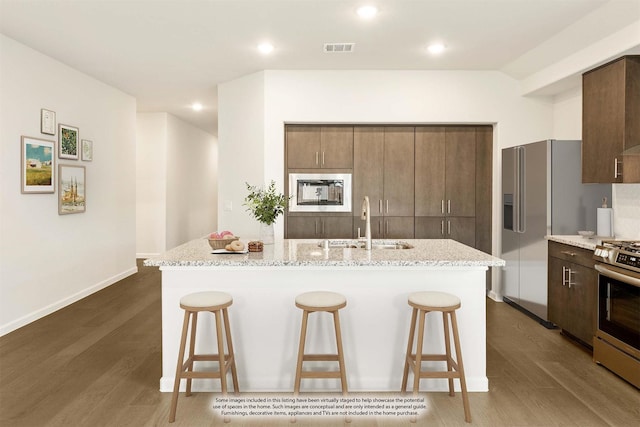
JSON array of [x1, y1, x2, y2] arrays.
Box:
[[318, 239, 414, 250]]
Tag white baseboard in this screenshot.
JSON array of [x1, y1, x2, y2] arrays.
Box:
[[0, 266, 138, 337], [487, 290, 503, 302]]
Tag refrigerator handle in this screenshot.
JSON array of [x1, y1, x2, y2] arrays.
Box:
[[516, 146, 526, 233]]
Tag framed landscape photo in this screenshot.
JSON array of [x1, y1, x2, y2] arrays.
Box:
[[58, 124, 79, 160], [21, 136, 55, 193], [40, 109, 56, 135], [58, 164, 86, 215], [81, 139, 93, 161]]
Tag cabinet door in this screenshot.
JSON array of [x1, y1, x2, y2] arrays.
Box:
[[286, 126, 321, 169], [582, 59, 626, 183], [321, 127, 353, 168], [548, 256, 567, 329], [383, 217, 415, 239], [383, 127, 415, 216], [287, 216, 321, 238], [415, 127, 446, 216], [445, 127, 476, 216], [321, 216, 353, 239], [353, 127, 384, 217], [475, 126, 493, 254], [446, 217, 475, 247], [565, 262, 597, 346], [415, 217, 445, 239], [353, 217, 383, 239]]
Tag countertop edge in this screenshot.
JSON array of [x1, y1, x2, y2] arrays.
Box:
[[545, 235, 599, 250]]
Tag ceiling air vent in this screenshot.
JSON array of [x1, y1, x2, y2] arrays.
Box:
[[323, 43, 355, 53]]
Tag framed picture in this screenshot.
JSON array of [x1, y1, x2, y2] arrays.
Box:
[[21, 136, 55, 193], [81, 139, 93, 161], [58, 164, 86, 215], [41, 109, 56, 135], [59, 124, 79, 160]]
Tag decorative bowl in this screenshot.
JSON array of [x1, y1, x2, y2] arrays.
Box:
[[208, 237, 239, 250], [578, 230, 595, 238]]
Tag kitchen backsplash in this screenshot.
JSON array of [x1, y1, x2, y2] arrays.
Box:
[[613, 184, 640, 239]]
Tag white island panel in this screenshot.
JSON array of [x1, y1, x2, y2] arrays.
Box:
[[146, 239, 504, 393]]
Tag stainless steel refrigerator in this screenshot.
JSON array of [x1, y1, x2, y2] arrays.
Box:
[[501, 140, 611, 325]]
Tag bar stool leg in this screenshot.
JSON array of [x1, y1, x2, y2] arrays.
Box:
[[222, 307, 239, 394], [412, 309, 426, 394], [169, 310, 191, 423], [442, 312, 455, 396], [214, 309, 228, 395], [186, 312, 198, 397], [294, 310, 310, 394], [401, 307, 418, 392], [450, 310, 471, 423], [333, 310, 348, 394]]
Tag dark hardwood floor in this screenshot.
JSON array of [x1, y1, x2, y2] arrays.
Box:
[[1, 260, 638, 426]]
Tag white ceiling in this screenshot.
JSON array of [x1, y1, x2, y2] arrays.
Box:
[[1, 0, 639, 136]]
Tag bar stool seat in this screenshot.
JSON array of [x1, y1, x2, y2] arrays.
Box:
[[294, 291, 348, 394], [169, 291, 239, 423], [401, 291, 471, 423]]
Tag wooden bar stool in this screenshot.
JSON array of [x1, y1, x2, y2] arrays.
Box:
[[294, 291, 348, 394], [169, 291, 239, 423], [401, 291, 471, 423]]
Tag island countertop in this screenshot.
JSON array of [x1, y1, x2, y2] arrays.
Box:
[[144, 238, 505, 268]]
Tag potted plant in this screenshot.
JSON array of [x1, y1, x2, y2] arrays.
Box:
[[243, 180, 288, 244]]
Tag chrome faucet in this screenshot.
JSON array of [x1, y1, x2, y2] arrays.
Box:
[[361, 196, 372, 250]]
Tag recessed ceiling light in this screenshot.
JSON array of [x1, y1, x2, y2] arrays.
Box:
[[427, 43, 446, 54], [192, 102, 203, 112], [357, 5, 378, 19], [258, 42, 274, 55]]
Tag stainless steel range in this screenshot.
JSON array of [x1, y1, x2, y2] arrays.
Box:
[[593, 240, 640, 388]]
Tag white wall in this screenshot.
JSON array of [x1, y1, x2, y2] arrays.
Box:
[[0, 35, 137, 335], [552, 87, 640, 239], [165, 113, 218, 250], [136, 112, 218, 256], [218, 71, 265, 237], [136, 113, 168, 256]]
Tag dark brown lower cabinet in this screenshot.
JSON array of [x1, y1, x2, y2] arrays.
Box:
[[353, 217, 414, 239], [287, 216, 353, 239], [415, 217, 475, 247], [548, 241, 598, 347]]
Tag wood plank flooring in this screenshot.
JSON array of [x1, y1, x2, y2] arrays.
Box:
[[1, 260, 638, 426]]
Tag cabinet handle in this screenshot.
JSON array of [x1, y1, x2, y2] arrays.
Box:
[[386, 200, 389, 214], [560, 251, 576, 257], [378, 199, 382, 214], [357, 227, 361, 239], [447, 220, 451, 235], [614, 158, 622, 178], [441, 220, 444, 236], [447, 200, 451, 214], [567, 268, 575, 289], [562, 266, 567, 286], [441, 200, 445, 214], [315, 152, 319, 165], [322, 151, 325, 166], [378, 220, 381, 235]]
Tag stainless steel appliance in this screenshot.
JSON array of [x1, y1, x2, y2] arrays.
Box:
[[593, 240, 640, 388], [501, 140, 611, 324], [288, 173, 352, 212]]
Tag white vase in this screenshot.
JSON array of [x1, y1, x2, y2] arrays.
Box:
[[260, 223, 275, 244]]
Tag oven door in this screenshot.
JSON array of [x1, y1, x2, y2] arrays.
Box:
[[595, 264, 640, 355]]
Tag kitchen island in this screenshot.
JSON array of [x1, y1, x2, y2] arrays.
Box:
[[144, 238, 504, 393]]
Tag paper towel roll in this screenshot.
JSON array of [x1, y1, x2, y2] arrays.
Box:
[[597, 208, 613, 237]]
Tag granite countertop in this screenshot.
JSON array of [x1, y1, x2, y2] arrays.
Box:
[[144, 238, 506, 268], [545, 235, 601, 250]]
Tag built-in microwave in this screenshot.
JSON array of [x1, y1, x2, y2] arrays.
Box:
[[288, 173, 352, 212]]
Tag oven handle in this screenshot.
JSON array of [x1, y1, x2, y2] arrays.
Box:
[[595, 264, 640, 287]]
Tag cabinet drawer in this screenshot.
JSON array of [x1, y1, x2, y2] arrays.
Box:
[[548, 241, 595, 269]]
